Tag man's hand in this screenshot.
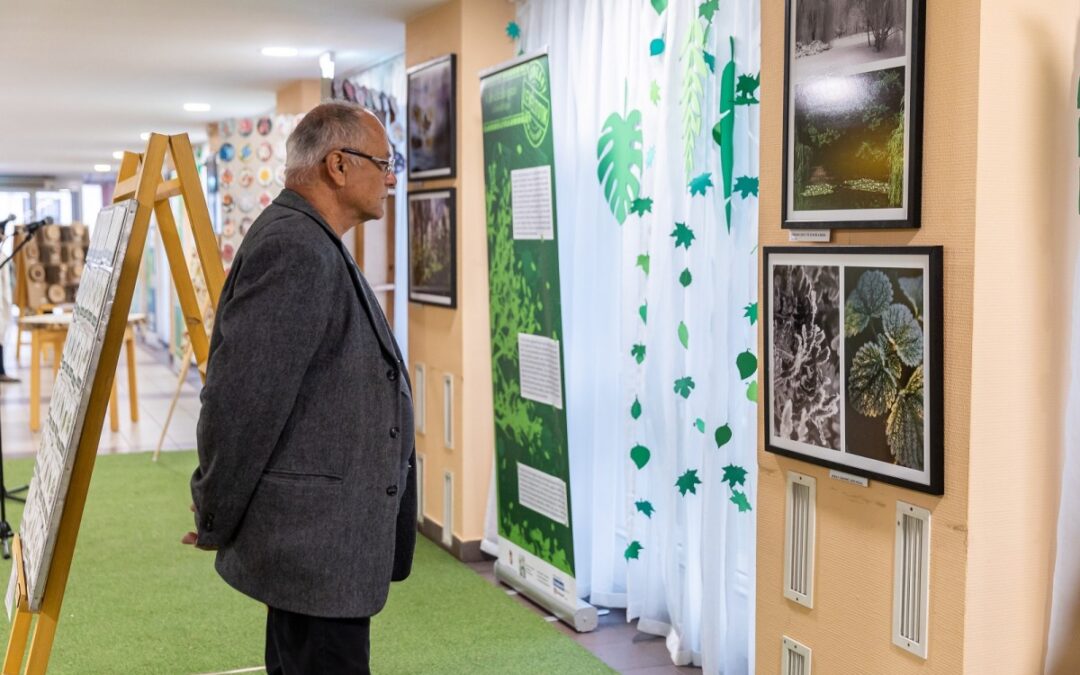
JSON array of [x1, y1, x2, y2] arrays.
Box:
[[182, 503, 217, 551]]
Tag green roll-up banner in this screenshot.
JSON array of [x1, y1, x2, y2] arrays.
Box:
[[481, 53, 591, 628]]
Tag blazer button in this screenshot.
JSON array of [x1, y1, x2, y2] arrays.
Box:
[[203, 514, 214, 531], [386, 485, 398, 496], [387, 369, 398, 381], [389, 426, 400, 438]]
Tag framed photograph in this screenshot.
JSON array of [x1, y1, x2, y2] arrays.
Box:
[[407, 54, 456, 180], [408, 188, 457, 308], [782, 0, 926, 229], [763, 246, 943, 494]]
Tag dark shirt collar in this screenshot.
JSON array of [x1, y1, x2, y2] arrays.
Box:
[[273, 188, 342, 241]]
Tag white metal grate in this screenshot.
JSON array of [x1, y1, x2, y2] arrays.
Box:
[[442, 374, 454, 449], [893, 501, 931, 659], [442, 470, 454, 548], [781, 636, 811, 675], [783, 471, 816, 607], [415, 454, 425, 525], [414, 364, 426, 434]]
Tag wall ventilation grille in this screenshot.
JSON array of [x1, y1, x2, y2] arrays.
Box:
[[414, 364, 426, 434], [442, 470, 454, 548], [783, 471, 816, 607], [781, 636, 811, 675], [893, 501, 931, 659], [442, 374, 454, 449]]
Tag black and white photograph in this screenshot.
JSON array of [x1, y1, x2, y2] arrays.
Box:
[[407, 54, 456, 180], [408, 188, 457, 308], [783, 0, 925, 229], [770, 264, 842, 451], [764, 246, 944, 495]]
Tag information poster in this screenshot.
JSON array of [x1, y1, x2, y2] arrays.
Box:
[[481, 53, 578, 610]]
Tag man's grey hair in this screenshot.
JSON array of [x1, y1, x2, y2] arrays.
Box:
[[284, 101, 371, 185]]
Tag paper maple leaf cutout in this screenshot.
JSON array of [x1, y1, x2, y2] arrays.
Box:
[[699, 0, 719, 21], [743, 302, 758, 325], [722, 464, 748, 488], [649, 81, 661, 105], [630, 197, 653, 216], [688, 172, 713, 197], [635, 500, 655, 518], [734, 176, 759, 199], [730, 490, 753, 512], [505, 21, 521, 40], [735, 73, 761, 105], [625, 541, 644, 560], [703, 51, 715, 73], [671, 222, 695, 249], [673, 376, 695, 398], [631, 344, 646, 364], [676, 469, 703, 496], [636, 254, 650, 275]]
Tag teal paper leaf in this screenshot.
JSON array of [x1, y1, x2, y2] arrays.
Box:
[[746, 380, 758, 402], [679, 268, 693, 287], [730, 490, 753, 512], [625, 540, 644, 559], [678, 321, 689, 349], [631, 397, 642, 420], [673, 376, 696, 399], [650, 81, 661, 106], [630, 197, 654, 216], [631, 343, 646, 364], [676, 469, 703, 496], [703, 51, 716, 73], [630, 444, 651, 469], [714, 424, 732, 448], [650, 38, 665, 56], [722, 464, 748, 488], [734, 176, 759, 198], [694, 418, 706, 433], [743, 302, 758, 325], [505, 21, 521, 40], [671, 222, 696, 249], [699, 0, 719, 22], [635, 500, 656, 518], [636, 254, 650, 275], [688, 172, 713, 196], [651, 0, 668, 14], [639, 302, 648, 325], [736, 350, 758, 380]]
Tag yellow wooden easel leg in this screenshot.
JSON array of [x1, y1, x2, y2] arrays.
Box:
[[29, 330, 40, 433], [125, 328, 138, 423], [153, 342, 192, 462], [3, 604, 31, 674]]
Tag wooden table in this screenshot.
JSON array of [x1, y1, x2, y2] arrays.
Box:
[[20, 313, 147, 432]]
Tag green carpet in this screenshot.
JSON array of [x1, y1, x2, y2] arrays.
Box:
[[0, 451, 613, 674]]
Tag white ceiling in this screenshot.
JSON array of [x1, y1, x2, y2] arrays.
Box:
[[0, 0, 443, 178]]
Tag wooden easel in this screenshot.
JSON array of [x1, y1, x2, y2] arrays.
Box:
[[2, 133, 224, 674]]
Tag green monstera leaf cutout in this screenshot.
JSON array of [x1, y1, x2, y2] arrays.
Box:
[[674, 376, 696, 398], [596, 109, 644, 225], [722, 464, 748, 488], [736, 350, 758, 379], [631, 343, 646, 364], [630, 444, 651, 469], [676, 469, 703, 496], [887, 366, 925, 470], [848, 336, 902, 417], [714, 424, 732, 448], [882, 303, 924, 367], [899, 276, 924, 319], [635, 500, 656, 518], [730, 490, 753, 512], [678, 321, 689, 349], [631, 397, 642, 420], [625, 541, 644, 560], [671, 222, 695, 249], [846, 269, 895, 337]]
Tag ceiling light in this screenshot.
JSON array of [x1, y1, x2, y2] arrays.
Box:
[[112, 151, 124, 160], [183, 102, 211, 112], [94, 164, 112, 173], [140, 132, 150, 141], [261, 47, 299, 58]]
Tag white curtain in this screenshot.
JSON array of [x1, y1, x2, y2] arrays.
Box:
[[517, 1, 759, 671]]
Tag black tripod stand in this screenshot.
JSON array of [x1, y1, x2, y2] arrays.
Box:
[[0, 217, 53, 558]]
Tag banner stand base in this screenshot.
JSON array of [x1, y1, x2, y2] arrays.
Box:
[[494, 560, 598, 633]]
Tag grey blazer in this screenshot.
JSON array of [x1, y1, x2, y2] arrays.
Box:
[[191, 189, 416, 618]]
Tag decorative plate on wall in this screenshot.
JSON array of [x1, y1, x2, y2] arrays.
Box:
[[239, 144, 253, 162], [238, 118, 254, 137], [257, 142, 273, 162], [218, 143, 235, 162], [257, 166, 273, 187], [238, 169, 254, 189], [257, 117, 273, 136]]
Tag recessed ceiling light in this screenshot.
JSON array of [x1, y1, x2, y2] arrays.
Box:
[[261, 47, 299, 57], [183, 102, 211, 112], [94, 164, 112, 172], [140, 132, 150, 141], [112, 151, 124, 160]]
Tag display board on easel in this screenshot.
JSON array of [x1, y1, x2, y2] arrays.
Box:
[[2, 132, 224, 675]]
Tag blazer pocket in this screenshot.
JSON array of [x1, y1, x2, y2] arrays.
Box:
[[261, 469, 343, 485]]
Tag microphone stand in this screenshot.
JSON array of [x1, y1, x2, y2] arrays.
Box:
[[0, 222, 49, 558]]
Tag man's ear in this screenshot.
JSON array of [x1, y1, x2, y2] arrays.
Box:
[[325, 152, 347, 187]]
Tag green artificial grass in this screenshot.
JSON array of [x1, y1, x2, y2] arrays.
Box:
[[0, 451, 613, 674]]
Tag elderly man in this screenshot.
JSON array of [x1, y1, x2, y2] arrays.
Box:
[[184, 102, 416, 674]]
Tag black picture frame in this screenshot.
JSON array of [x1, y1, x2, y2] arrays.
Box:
[[763, 246, 943, 494], [407, 54, 457, 181], [782, 0, 926, 229], [408, 188, 457, 308]]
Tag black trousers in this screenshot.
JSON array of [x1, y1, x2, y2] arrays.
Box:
[[265, 606, 371, 674]]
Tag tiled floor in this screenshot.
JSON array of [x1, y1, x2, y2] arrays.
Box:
[[0, 330, 699, 674]]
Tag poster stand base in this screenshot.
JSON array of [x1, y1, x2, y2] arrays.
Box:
[[494, 560, 598, 633]]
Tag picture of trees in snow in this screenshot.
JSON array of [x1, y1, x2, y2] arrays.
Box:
[[793, 0, 907, 79]]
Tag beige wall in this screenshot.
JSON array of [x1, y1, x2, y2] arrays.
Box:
[[756, 0, 981, 672], [406, 0, 514, 546], [275, 79, 322, 115]]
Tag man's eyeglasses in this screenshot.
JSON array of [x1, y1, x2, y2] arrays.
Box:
[[339, 148, 395, 176]]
